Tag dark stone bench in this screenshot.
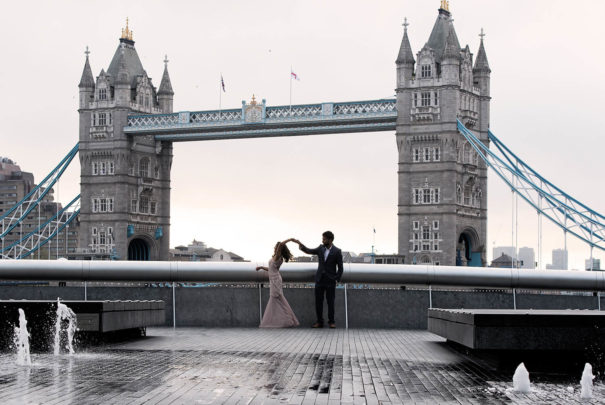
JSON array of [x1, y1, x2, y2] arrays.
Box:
[[428, 308, 605, 351]]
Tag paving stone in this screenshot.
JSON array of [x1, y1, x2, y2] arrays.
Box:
[[0, 328, 604, 404]]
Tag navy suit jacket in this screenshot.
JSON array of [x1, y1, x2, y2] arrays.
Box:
[[300, 244, 344, 284]]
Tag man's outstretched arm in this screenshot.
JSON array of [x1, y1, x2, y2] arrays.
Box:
[[294, 239, 321, 255]]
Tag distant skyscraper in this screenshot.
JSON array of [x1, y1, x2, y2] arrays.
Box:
[[493, 246, 515, 261], [546, 249, 568, 270], [585, 258, 601, 271], [518, 247, 535, 269]]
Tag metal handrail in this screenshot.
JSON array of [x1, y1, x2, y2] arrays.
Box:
[[0, 261, 604, 291]]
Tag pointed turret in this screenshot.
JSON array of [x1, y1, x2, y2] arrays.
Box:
[[396, 18, 415, 87], [396, 19, 415, 65], [425, 1, 459, 64], [473, 28, 491, 133], [78, 47, 94, 109], [158, 55, 174, 113], [441, 25, 460, 82], [79, 47, 95, 89], [114, 46, 131, 106], [473, 29, 491, 73]]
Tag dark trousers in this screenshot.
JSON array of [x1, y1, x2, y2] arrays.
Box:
[[315, 283, 336, 324]]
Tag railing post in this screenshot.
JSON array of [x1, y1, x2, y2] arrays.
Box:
[[429, 285, 433, 309], [84, 281, 87, 301], [598, 291, 601, 311], [344, 283, 349, 330], [172, 282, 176, 329], [258, 283, 263, 324], [513, 288, 517, 310]]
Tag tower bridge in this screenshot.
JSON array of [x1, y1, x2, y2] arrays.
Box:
[[72, 2, 491, 265], [2, 2, 602, 266]]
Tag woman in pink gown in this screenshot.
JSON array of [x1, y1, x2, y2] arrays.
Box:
[[256, 239, 300, 328]]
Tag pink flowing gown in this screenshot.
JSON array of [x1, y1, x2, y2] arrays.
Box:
[[260, 257, 300, 328]]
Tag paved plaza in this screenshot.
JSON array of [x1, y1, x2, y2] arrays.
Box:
[[0, 328, 603, 404]]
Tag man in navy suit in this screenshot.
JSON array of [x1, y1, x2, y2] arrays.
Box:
[[295, 231, 343, 328]]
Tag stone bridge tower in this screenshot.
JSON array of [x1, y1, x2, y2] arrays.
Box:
[[77, 21, 173, 260], [395, 2, 491, 266]]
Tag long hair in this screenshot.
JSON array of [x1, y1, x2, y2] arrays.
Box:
[[274, 242, 293, 262]]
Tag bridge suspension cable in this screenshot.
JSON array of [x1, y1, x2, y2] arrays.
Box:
[[456, 120, 605, 253], [0, 144, 80, 259]]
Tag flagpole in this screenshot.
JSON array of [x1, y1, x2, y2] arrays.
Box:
[[289, 66, 292, 112]]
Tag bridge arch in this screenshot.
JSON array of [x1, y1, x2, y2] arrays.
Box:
[[128, 235, 158, 261], [456, 227, 482, 267]]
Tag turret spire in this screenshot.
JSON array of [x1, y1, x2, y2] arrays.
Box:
[[158, 54, 174, 95], [78, 46, 94, 88], [443, 25, 460, 60], [473, 28, 491, 73], [396, 18, 415, 65]]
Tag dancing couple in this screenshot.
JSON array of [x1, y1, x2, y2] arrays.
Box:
[[256, 231, 344, 328]]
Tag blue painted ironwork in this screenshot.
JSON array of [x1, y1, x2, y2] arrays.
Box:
[[0, 144, 81, 259], [125, 99, 397, 141], [456, 120, 605, 252], [0, 144, 79, 239], [1, 195, 81, 259]]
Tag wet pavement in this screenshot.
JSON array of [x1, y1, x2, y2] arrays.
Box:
[[0, 328, 604, 404]]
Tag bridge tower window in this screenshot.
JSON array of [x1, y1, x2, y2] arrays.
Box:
[[421, 65, 431, 78], [421, 92, 431, 106], [139, 196, 149, 213], [433, 147, 440, 161], [423, 147, 431, 161], [98, 88, 107, 100], [139, 158, 150, 178]]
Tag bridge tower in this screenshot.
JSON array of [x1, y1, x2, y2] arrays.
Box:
[[77, 21, 173, 260], [395, 2, 491, 266]]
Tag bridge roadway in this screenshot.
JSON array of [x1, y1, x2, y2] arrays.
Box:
[[1, 327, 601, 404], [124, 99, 397, 141]]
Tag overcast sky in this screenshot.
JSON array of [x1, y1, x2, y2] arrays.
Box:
[[1, 0, 603, 269]]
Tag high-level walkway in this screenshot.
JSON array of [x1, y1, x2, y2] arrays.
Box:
[[1, 328, 602, 404]]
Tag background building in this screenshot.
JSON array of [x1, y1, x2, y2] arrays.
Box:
[[545, 249, 568, 270], [517, 247, 535, 269], [493, 246, 515, 261], [169, 240, 245, 262], [490, 253, 522, 268], [585, 258, 601, 271]]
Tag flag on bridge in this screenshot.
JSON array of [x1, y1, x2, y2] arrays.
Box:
[[291, 70, 300, 81], [220, 75, 226, 92]]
